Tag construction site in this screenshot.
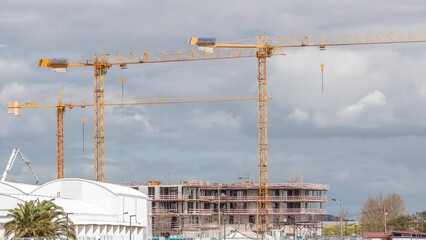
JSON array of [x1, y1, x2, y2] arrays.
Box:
[[131, 180, 328, 239], [1, 2, 426, 240], [2, 32, 426, 240]]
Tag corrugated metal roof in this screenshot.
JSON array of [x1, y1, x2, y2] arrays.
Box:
[[362, 232, 390, 238]]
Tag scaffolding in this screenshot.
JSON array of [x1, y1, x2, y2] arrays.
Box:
[[130, 180, 329, 238]]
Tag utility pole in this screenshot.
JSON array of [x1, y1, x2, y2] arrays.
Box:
[[332, 198, 343, 239]]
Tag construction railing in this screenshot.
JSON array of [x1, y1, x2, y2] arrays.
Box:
[[152, 208, 326, 215], [186, 209, 212, 215], [152, 208, 179, 214], [149, 195, 189, 200], [199, 195, 326, 201], [221, 208, 326, 215], [182, 180, 329, 190]]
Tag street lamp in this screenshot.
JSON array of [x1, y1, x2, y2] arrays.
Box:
[[123, 211, 129, 222], [384, 212, 388, 233], [332, 198, 343, 239], [66, 212, 74, 240], [129, 214, 136, 240]]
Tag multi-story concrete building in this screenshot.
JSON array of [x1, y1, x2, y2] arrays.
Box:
[[131, 180, 328, 238]]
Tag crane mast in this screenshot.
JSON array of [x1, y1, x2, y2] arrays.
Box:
[[257, 43, 271, 232], [94, 63, 107, 181], [57, 92, 65, 179]]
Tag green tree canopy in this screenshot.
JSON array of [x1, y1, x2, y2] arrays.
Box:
[[3, 199, 76, 240]]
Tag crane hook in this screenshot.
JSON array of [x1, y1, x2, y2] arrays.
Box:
[[320, 64, 325, 93]]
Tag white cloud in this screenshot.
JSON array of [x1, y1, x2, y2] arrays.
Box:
[[0, 83, 28, 102], [338, 91, 387, 118], [312, 113, 330, 128], [0, 58, 32, 77], [336, 91, 395, 127], [132, 113, 161, 135], [109, 111, 161, 137], [286, 108, 309, 123]]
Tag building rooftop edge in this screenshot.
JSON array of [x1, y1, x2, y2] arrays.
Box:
[[124, 180, 329, 190]]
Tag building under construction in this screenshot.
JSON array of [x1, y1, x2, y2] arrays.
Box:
[[131, 180, 329, 239]]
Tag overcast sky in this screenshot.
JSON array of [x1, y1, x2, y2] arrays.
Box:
[[1, 1, 426, 218]]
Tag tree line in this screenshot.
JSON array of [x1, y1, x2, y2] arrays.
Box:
[[324, 193, 426, 236], [361, 193, 426, 232]]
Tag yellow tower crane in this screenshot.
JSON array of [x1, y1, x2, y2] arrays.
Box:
[[38, 49, 271, 182], [38, 32, 426, 234], [187, 32, 426, 234], [8, 93, 261, 179]]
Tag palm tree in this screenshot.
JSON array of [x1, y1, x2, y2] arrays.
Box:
[[3, 199, 76, 240]]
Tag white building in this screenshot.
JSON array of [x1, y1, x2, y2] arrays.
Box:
[[0, 178, 151, 240]]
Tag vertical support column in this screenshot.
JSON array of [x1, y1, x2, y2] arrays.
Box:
[[94, 63, 105, 182], [257, 47, 269, 234], [56, 106, 65, 179]]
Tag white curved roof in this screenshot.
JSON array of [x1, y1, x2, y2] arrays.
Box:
[[0, 193, 54, 204], [0, 194, 118, 224], [0, 192, 26, 202], [0, 180, 38, 194], [0, 178, 149, 227], [32, 178, 148, 199], [0, 194, 58, 219], [52, 197, 111, 215]]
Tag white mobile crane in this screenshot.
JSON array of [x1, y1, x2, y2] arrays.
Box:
[[1, 148, 39, 184]]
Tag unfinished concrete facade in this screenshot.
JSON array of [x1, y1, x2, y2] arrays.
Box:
[[131, 180, 328, 238]]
